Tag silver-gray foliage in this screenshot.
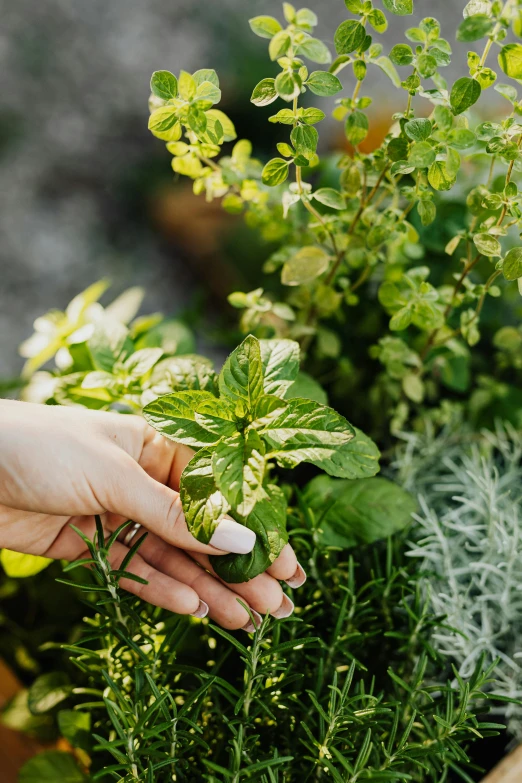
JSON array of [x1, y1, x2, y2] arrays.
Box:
[[395, 421, 522, 737]]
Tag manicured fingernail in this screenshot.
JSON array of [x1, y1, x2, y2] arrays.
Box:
[[210, 517, 256, 554], [191, 600, 209, 619], [241, 610, 262, 634], [272, 594, 294, 620], [285, 562, 307, 589]]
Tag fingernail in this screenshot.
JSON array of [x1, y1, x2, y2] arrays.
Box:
[[285, 562, 307, 589], [271, 594, 294, 620], [210, 517, 256, 554], [191, 600, 209, 619], [241, 610, 262, 634]]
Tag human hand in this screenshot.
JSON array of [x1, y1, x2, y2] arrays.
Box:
[[0, 400, 306, 631]]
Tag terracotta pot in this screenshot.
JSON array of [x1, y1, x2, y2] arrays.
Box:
[[480, 745, 522, 783], [0, 659, 47, 783]]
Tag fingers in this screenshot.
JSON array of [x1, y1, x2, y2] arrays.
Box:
[[188, 552, 293, 619], [100, 450, 255, 556], [95, 540, 205, 616], [136, 534, 259, 631]]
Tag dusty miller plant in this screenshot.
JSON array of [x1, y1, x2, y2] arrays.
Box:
[[394, 419, 522, 739], [147, 0, 522, 430]]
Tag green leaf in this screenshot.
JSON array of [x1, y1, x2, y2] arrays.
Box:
[[389, 43, 414, 65], [408, 141, 436, 168], [290, 124, 318, 160], [450, 77, 481, 114], [193, 69, 220, 88], [302, 107, 326, 124], [28, 673, 72, 715], [368, 9, 388, 33], [418, 199, 436, 226], [297, 37, 332, 64], [178, 70, 197, 101], [148, 106, 181, 141], [503, 247, 522, 280], [383, 0, 413, 14], [313, 188, 346, 209], [259, 339, 300, 397], [19, 752, 87, 783], [402, 371, 425, 402], [122, 347, 163, 379], [416, 53, 438, 78], [473, 233, 502, 257], [306, 71, 343, 96], [253, 397, 355, 470], [180, 448, 230, 543], [213, 431, 266, 517], [345, 111, 369, 145], [498, 43, 522, 79], [313, 427, 381, 479], [285, 371, 328, 405], [57, 710, 91, 751], [334, 20, 366, 54], [194, 397, 238, 438], [269, 30, 292, 60], [219, 334, 264, 410], [428, 160, 456, 191], [251, 78, 278, 106], [195, 80, 221, 105], [281, 246, 330, 285], [88, 318, 133, 373], [143, 390, 222, 447], [205, 109, 237, 142], [150, 70, 178, 100], [0, 550, 52, 577], [375, 56, 401, 87], [404, 118, 432, 142], [457, 14, 494, 42], [303, 475, 415, 549], [269, 108, 296, 124], [210, 484, 288, 583], [262, 158, 290, 186], [249, 15, 283, 39], [275, 70, 302, 101]]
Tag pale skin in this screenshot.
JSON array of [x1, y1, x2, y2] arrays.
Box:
[[0, 400, 306, 632]]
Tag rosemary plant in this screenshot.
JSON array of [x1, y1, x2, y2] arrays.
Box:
[[13, 511, 513, 782]]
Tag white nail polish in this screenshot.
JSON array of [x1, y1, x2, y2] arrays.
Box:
[[285, 563, 307, 589], [271, 594, 294, 620], [242, 610, 262, 633], [210, 517, 256, 554], [191, 600, 209, 619]]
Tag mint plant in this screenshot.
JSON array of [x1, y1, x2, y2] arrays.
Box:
[[143, 334, 379, 581], [148, 0, 522, 431]]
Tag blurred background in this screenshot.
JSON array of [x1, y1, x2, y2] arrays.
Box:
[[0, 0, 493, 378]]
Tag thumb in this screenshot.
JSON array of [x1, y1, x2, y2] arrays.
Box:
[[102, 451, 256, 556]]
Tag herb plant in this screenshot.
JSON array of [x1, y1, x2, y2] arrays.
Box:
[[396, 419, 522, 739], [11, 515, 513, 782], [148, 0, 522, 431], [142, 334, 379, 582], [3, 0, 522, 780]]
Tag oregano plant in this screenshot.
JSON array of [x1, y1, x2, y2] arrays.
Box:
[[147, 0, 522, 431]]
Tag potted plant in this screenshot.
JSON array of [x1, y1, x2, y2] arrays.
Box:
[[3, 0, 522, 780]]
